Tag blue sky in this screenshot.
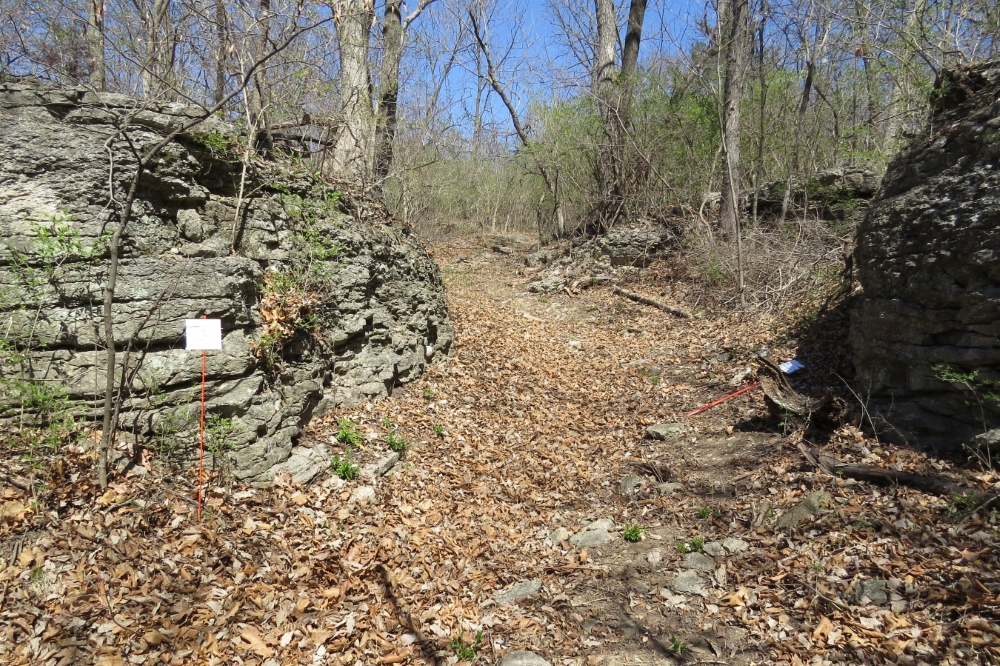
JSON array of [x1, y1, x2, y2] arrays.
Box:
[[402, 0, 710, 141]]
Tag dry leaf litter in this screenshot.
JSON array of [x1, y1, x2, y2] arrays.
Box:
[[1, 236, 999, 666]]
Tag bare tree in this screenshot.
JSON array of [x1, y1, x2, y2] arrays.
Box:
[[87, 0, 106, 90], [141, 0, 172, 98], [468, 6, 565, 239], [331, 0, 375, 183], [592, 0, 648, 233], [718, 0, 751, 244], [214, 0, 228, 104], [246, 0, 274, 150], [373, 0, 437, 191]]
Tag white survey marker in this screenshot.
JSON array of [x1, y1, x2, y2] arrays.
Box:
[[779, 359, 805, 374], [185, 319, 223, 350]]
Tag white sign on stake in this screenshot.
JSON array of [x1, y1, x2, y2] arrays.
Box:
[[185, 319, 223, 350]]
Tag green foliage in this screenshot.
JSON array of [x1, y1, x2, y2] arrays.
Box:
[[697, 506, 718, 520], [622, 522, 649, 543], [450, 631, 484, 660], [422, 388, 436, 401], [386, 431, 407, 452], [191, 130, 230, 155], [677, 537, 705, 554], [149, 406, 197, 464], [432, 424, 445, 437], [331, 453, 360, 480], [946, 491, 981, 518], [336, 418, 362, 449], [668, 636, 688, 656], [932, 364, 1000, 437], [205, 414, 242, 472]]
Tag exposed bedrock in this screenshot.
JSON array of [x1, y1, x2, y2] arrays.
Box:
[[0, 83, 453, 483], [851, 61, 1000, 452]]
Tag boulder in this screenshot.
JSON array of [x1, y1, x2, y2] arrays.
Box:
[[777, 491, 833, 530], [500, 651, 551, 666], [0, 82, 453, 483], [492, 578, 542, 606], [527, 277, 565, 294], [646, 423, 685, 440], [755, 167, 879, 222], [596, 226, 676, 267], [851, 61, 1000, 452]]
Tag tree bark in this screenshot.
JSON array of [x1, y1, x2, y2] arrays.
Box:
[[591, 0, 647, 234], [142, 0, 171, 99], [332, 0, 376, 183], [374, 0, 403, 189], [86, 0, 105, 90], [718, 0, 750, 242], [214, 0, 228, 105], [247, 0, 274, 151], [592, 0, 619, 233], [618, 0, 647, 126]]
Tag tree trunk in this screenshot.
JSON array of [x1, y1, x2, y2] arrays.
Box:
[[86, 0, 105, 90], [142, 0, 171, 98], [374, 0, 403, 190], [332, 0, 375, 184], [780, 59, 814, 221], [246, 0, 273, 151], [592, 0, 619, 233], [214, 0, 227, 105], [751, 0, 767, 223], [719, 0, 750, 242], [618, 0, 647, 126]]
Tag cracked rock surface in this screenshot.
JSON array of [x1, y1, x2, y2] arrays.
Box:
[[0, 82, 453, 483]]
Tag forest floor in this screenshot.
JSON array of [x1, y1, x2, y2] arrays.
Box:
[[2, 235, 1000, 666]]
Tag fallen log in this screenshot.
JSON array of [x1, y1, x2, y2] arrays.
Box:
[[612, 286, 690, 318], [798, 443, 983, 498]]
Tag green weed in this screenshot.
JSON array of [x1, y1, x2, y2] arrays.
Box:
[[450, 631, 484, 660], [386, 431, 407, 452], [336, 418, 362, 449], [331, 454, 360, 480], [677, 537, 705, 554], [622, 522, 649, 542]]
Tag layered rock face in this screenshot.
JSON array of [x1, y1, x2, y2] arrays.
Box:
[[755, 167, 880, 222], [0, 83, 453, 482], [851, 62, 1000, 451]]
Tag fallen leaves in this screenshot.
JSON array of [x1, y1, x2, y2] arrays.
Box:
[[1, 238, 999, 666]]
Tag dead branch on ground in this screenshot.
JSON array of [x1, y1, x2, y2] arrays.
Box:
[[612, 286, 690, 317]]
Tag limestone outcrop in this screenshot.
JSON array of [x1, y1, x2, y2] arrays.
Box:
[[755, 167, 880, 222], [0, 82, 453, 483], [850, 61, 1000, 451]]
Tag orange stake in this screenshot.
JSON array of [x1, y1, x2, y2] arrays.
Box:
[[686, 381, 761, 417], [198, 316, 207, 520]]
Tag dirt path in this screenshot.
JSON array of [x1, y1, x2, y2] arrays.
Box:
[[301, 237, 780, 665], [2, 236, 996, 666]]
